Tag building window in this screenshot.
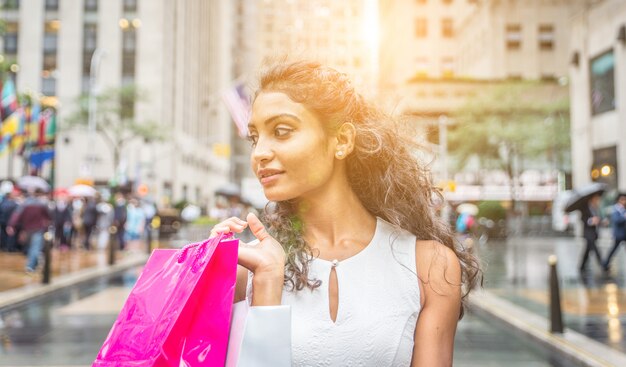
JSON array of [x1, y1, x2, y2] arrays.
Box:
[[83, 24, 97, 76], [415, 18, 427, 38], [123, 0, 137, 12], [538, 24, 554, 51], [1, 0, 19, 9], [45, 0, 58, 11], [43, 33, 58, 55], [441, 57, 454, 77], [415, 57, 429, 78], [505, 24, 522, 50], [590, 50, 615, 116], [84, 0, 97, 12], [3, 22, 18, 54], [442, 18, 453, 38], [41, 77, 56, 96]]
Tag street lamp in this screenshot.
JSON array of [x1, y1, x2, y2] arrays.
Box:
[[86, 48, 105, 177]]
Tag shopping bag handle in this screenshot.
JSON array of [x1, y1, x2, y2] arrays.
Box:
[[177, 232, 234, 271]]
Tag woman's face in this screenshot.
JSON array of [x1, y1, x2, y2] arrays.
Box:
[[248, 92, 337, 202]]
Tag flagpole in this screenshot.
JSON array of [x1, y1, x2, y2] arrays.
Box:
[[86, 48, 105, 178], [8, 148, 13, 179]]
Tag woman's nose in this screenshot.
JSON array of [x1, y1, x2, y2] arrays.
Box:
[[251, 138, 274, 163]]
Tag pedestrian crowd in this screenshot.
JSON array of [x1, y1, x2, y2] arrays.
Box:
[[0, 185, 155, 273]]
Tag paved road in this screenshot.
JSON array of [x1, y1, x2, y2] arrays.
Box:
[[479, 229, 626, 353]]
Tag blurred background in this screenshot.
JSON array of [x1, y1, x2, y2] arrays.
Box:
[[1, 0, 626, 366]]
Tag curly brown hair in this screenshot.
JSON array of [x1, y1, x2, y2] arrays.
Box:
[[254, 60, 482, 318]]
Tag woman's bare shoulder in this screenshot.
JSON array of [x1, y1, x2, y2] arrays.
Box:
[[414, 240, 462, 300]]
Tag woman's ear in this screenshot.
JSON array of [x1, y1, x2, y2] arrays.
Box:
[[334, 123, 356, 159]]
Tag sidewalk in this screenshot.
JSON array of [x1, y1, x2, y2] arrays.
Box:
[[0, 225, 213, 310], [474, 229, 626, 356]]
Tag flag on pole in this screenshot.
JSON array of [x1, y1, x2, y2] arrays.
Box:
[[221, 82, 251, 137], [1, 77, 18, 120]]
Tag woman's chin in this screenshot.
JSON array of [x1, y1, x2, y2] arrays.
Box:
[[263, 188, 297, 203]]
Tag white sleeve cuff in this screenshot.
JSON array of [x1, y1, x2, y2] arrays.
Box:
[[227, 302, 292, 367]]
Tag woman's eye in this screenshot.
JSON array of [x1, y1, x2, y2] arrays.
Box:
[[247, 135, 258, 146], [275, 127, 293, 137]]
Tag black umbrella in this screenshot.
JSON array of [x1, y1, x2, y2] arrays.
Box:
[[564, 182, 607, 212]]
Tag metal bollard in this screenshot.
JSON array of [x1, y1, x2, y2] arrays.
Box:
[[549, 254, 564, 333], [108, 226, 118, 266], [146, 223, 153, 255], [42, 231, 53, 284]]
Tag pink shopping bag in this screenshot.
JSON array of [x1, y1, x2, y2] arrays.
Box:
[[93, 233, 239, 367]]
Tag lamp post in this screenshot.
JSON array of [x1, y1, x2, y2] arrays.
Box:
[[86, 48, 106, 177]]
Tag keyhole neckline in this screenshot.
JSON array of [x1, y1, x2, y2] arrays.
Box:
[[313, 217, 382, 268]]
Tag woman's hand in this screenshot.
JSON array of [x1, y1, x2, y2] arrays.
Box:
[[210, 213, 285, 305]]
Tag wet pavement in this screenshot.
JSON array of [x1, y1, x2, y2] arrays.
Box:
[[478, 228, 626, 353], [0, 266, 574, 366]]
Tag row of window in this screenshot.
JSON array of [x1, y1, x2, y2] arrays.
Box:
[[0, 0, 136, 12], [415, 18, 454, 38], [505, 24, 555, 50], [416, 0, 478, 4]]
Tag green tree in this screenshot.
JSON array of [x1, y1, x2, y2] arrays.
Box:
[[66, 84, 166, 171], [448, 81, 570, 212]]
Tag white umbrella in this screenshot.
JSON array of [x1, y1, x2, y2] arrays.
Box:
[[181, 204, 201, 222], [17, 176, 50, 192], [68, 184, 97, 197], [0, 181, 14, 195], [456, 203, 479, 216]]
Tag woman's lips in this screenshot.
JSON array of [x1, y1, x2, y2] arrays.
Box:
[[260, 172, 282, 185]]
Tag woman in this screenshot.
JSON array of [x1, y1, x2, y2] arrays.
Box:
[[212, 61, 481, 366]]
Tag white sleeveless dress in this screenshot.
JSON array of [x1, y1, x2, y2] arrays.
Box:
[[280, 217, 422, 366]]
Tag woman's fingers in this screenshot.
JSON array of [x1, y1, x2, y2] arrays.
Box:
[[247, 212, 270, 241], [209, 217, 248, 238]]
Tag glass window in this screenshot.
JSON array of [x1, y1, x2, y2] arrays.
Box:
[[123, 0, 137, 12], [45, 0, 58, 11], [538, 24, 554, 51], [83, 51, 94, 75], [2, 0, 20, 9], [122, 29, 136, 52], [3, 33, 18, 54], [43, 33, 58, 54], [590, 50, 615, 115], [41, 77, 56, 96], [415, 18, 427, 38], [43, 54, 56, 71], [505, 24, 522, 50], [441, 57, 454, 77], [83, 24, 97, 51], [442, 18, 453, 38], [84, 0, 97, 12]]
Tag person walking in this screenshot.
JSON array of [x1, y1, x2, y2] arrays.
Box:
[[52, 196, 73, 251], [7, 189, 51, 272], [579, 193, 603, 274], [603, 193, 626, 272], [113, 193, 127, 250], [0, 189, 19, 252], [124, 198, 145, 251], [81, 197, 99, 250], [209, 61, 481, 365]]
